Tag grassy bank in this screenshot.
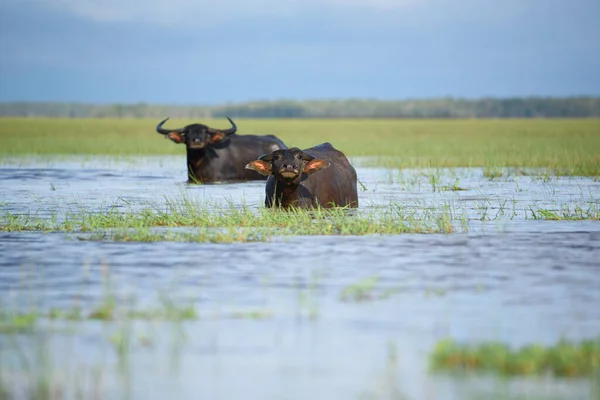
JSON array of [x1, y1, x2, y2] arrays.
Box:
[[1, 118, 599, 175]]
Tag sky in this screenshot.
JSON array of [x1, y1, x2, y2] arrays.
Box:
[[0, 0, 599, 104]]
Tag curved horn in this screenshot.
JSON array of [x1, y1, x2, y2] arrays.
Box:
[[258, 153, 274, 162], [302, 153, 316, 161], [208, 117, 237, 136], [156, 117, 185, 135]]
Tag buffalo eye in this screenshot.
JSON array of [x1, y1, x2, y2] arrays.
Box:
[[273, 154, 280, 160], [295, 154, 303, 160]]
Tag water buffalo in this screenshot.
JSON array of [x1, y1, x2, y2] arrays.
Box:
[[156, 117, 287, 183], [245, 142, 358, 209]]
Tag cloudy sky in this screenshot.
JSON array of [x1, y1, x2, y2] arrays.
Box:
[[1, 0, 598, 104]]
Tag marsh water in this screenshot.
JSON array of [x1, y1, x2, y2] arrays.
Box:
[[1, 156, 599, 400]]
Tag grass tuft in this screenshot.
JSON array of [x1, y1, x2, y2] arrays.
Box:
[[528, 205, 600, 220], [430, 337, 600, 377]]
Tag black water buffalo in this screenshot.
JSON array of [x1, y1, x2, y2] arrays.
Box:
[[245, 142, 358, 209], [156, 117, 287, 183]]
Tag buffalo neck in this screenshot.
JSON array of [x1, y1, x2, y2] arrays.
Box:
[[187, 146, 223, 163], [184, 148, 209, 181], [272, 179, 301, 207]]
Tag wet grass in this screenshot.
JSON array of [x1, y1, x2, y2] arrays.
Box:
[[2, 191, 599, 243], [0, 195, 460, 241], [430, 337, 600, 377], [1, 118, 599, 176], [528, 205, 600, 220]]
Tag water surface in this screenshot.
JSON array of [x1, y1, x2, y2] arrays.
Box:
[[1, 156, 599, 400]]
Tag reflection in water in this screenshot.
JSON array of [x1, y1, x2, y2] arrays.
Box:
[[0, 156, 599, 399]]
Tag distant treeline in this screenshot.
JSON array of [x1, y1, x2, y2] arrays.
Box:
[[1, 97, 599, 119]]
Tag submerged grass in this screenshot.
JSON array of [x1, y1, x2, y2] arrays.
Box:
[[1, 118, 599, 176], [1, 301, 278, 330], [2, 262, 598, 398], [340, 276, 380, 302], [0, 275, 268, 400], [84, 227, 274, 243], [0, 309, 38, 334], [430, 337, 600, 377], [0, 278, 195, 399]]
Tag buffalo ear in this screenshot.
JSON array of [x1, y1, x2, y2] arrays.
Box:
[[304, 159, 330, 175], [167, 132, 185, 144], [245, 160, 272, 176], [209, 131, 226, 144]]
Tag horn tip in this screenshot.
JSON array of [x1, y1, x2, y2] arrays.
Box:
[[156, 117, 173, 134]]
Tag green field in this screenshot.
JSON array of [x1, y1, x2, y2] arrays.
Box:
[[1, 118, 599, 175]]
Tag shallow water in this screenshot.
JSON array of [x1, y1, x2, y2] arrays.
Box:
[[1, 156, 599, 400]]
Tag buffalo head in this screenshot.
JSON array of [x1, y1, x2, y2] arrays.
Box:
[[156, 117, 237, 150], [245, 147, 330, 184]]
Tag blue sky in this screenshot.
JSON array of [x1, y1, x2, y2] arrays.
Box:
[[1, 0, 599, 104]]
